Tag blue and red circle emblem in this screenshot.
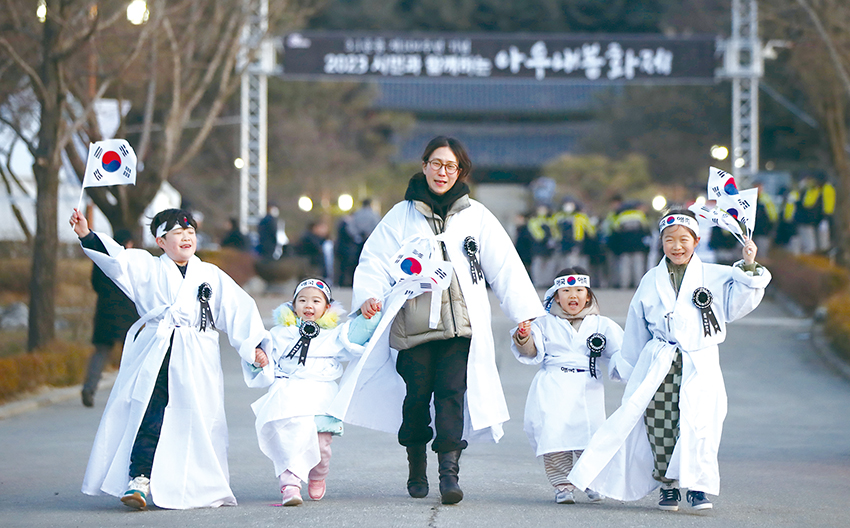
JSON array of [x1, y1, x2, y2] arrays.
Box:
[[665, 216, 675, 225], [566, 276, 577, 285], [726, 208, 740, 219], [315, 280, 326, 289], [724, 178, 739, 195], [400, 258, 422, 275], [101, 151, 121, 172]]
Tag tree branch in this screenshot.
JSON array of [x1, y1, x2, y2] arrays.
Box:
[[796, 0, 850, 100], [0, 37, 48, 102]]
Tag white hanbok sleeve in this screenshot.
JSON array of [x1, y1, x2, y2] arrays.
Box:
[[351, 206, 404, 312], [211, 268, 271, 364], [478, 207, 546, 323], [617, 288, 652, 381], [510, 320, 546, 365], [601, 318, 625, 381], [723, 262, 772, 323], [80, 231, 156, 303]]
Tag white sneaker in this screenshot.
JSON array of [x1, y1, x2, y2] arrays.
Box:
[[555, 489, 575, 504], [121, 475, 150, 510], [585, 488, 604, 502]]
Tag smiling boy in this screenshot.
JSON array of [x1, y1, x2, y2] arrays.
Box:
[[70, 208, 270, 510]]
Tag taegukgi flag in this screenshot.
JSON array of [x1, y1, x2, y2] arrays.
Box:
[[81, 139, 137, 188]]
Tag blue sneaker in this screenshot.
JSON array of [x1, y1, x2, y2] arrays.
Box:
[[687, 490, 713, 510], [658, 487, 681, 511]]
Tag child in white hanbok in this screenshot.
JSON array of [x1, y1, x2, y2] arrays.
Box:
[[568, 210, 771, 512], [512, 268, 624, 504], [70, 208, 270, 510], [246, 279, 381, 506]]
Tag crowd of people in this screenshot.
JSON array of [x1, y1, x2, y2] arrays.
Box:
[[68, 135, 782, 515], [515, 171, 836, 288]]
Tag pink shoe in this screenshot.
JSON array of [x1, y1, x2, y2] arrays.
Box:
[[281, 485, 303, 506], [308, 479, 326, 500]]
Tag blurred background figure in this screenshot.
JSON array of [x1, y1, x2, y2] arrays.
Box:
[[258, 205, 282, 260], [513, 212, 534, 274], [297, 219, 333, 283], [337, 199, 380, 286], [527, 204, 559, 287], [220, 217, 248, 251], [82, 229, 138, 408], [752, 181, 778, 260], [554, 197, 595, 271], [606, 199, 650, 289], [795, 171, 835, 254]]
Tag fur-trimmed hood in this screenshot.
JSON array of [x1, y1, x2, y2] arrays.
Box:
[[272, 300, 347, 329]]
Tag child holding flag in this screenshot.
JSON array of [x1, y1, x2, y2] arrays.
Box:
[[244, 279, 381, 506], [70, 207, 270, 510], [511, 267, 624, 504], [568, 209, 770, 512]]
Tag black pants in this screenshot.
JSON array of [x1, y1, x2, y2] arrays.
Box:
[[396, 337, 470, 453], [129, 348, 171, 479]]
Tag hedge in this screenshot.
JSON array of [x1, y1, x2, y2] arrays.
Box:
[[766, 250, 850, 314], [0, 341, 100, 405]]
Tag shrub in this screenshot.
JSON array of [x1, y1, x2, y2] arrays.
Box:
[[196, 248, 257, 286], [0, 341, 94, 404], [767, 250, 850, 313], [825, 293, 850, 364]]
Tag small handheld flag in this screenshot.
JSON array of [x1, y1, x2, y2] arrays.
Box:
[[706, 167, 758, 239], [77, 140, 138, 211]]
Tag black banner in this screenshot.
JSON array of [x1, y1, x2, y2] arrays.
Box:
[[280, 31, 718, 83]]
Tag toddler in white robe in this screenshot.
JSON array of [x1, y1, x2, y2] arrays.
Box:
[[511, 267, 624, 504], [246, 279, 381, 506]]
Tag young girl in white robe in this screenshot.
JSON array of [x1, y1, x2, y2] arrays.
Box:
[[70, 208, 270, 510], [245, 279, 381, 506], [511, 268, 624, 504], [568, 210, 771, 512]]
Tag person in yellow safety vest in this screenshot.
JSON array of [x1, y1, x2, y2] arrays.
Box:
[[795, 172, 835, 254], [752, 182, 779, 259], [527, 205, 560, 287], [606, 201, 650, 289], [775, 185, 799, 251], [554, 198, 596, 271]]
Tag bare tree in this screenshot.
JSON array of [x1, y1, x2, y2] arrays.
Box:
[[763, 0, 850, 263], [0, 0, 315, 350]]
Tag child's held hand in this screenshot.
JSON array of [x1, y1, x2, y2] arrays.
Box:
[[743, 238, 758, 265], [254, 347, 268, 368], [517, 320, 531, 338], [361, 298, 382, 319], [69, 208, 90, 238]]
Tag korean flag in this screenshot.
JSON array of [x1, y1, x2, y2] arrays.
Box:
[[81, 139, 137, 189]]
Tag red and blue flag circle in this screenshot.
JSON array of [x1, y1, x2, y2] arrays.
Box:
[[724, 178, 739, 195], [567, 276, 577, 285], [400, 257, 423, 275], [726, 208, 740, 219], [101, 151, 122, 173], [665, 215, 675, 225]]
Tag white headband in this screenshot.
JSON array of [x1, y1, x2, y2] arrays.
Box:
[[543, 274, 592, 312], [658, 214, 700, 237], [554, 274, 591, 288], [155, 222, 179, 239], [294, 278, 332, 302]]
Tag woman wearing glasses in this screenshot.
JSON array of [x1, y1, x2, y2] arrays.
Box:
[[345, 136, 543, 504]]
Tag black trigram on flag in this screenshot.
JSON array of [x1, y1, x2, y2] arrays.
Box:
[[93, 169, 104, 181], [94, 146, 104, 159], [119, 144, 129, 157], [434, 268, 447, 280], [123, 166, 133, 178]]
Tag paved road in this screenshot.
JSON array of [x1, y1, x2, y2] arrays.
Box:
[[1, 288, 848, 527]]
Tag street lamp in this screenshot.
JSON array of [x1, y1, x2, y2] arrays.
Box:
[[233, 158, 244, 169], [338, 194, 353, 212], [36, 1, 46, 23], [127, 1, 149, 25], [298, 196, 313, 212], [652, 195, 667, 212], [710, 145, 729, 161]]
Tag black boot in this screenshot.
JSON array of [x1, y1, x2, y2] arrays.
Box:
[[437, 450, 463, 504], [406, 445, 428, 498]]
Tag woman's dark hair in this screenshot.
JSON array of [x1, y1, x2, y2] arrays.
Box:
[[659, 208, 698, 240], [421, 136, 472, 182], [150, 208, 198, 238], [553, 266, 597, 308]]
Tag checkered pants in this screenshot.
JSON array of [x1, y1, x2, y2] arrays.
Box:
[[644, 349, 682, 483], [543, 450, 583, 491]]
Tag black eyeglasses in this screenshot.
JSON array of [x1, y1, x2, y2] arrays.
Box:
[[427, 159, 460, 175]]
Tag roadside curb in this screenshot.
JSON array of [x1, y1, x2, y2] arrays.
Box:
[[0, 371, 118, 421]]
